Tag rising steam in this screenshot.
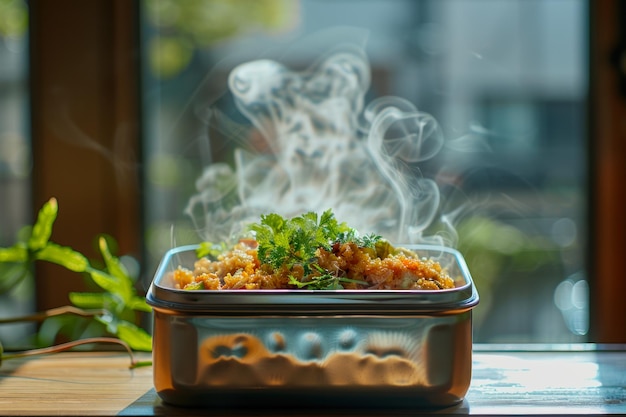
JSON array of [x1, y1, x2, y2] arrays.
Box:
[[185, 45, 454, 246]]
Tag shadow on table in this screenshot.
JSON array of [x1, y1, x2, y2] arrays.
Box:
[[119, 388, 470, 416]]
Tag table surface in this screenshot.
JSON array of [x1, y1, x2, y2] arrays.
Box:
[[0, 344, 625, 416]]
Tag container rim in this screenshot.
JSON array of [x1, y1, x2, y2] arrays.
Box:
[[146, 244, 479, 315]]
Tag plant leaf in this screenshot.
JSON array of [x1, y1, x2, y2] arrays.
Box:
[[98, 237, 129, 281], [68, 292, 111, 309], [35, 243, 90, 272], [28, 198, 58, 251], [114, 321, 153, 351], [127, 296, 152, 313], [88, 269, 125, 296], [0, 245, 28, 263], [95, 237, 134, 303], [0, 263, 31, 294]]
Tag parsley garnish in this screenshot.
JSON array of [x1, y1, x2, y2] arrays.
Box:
[[288, 265, 370, 290], [249, 209, 381, 289]]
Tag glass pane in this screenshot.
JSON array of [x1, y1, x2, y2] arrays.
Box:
[[0, 0, 33, 346], [140, 0, 588, 342]]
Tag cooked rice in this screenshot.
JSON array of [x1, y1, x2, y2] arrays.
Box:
[[172, 240, 455, 290]]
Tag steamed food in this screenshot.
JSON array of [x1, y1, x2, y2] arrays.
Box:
[[171, 210, 455, 291]]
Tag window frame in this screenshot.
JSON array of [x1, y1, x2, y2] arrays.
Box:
[[29, 0, 142, 310], [588, 0, 626, 342]]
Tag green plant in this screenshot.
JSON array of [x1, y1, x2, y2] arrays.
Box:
[[0, 198, 152, 364]]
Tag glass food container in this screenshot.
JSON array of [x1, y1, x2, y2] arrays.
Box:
[[146, 244, 479, 409]]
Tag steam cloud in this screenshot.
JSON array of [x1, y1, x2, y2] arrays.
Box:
[[185, 46, 454, 246]]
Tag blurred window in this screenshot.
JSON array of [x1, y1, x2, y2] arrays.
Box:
[[139, 0, 588, 343], [0, 0, 33, 345]]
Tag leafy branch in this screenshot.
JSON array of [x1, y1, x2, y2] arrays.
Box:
[[0, 198, 152, 359]]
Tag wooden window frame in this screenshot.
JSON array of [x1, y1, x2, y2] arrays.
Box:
[[588, 0, 626, 342], [29, 0, 626, 342], [29, 0, 141, 310]]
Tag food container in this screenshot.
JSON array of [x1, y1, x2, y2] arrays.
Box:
[[147, 244, 479, 409]]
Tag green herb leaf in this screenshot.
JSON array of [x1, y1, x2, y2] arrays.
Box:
[[98, 237, 129, 282], [68, 292, 109, 309], [248, 209, 381, 289], [35, 243, 90, 272], [0, 245, 28, 263], [127, 296, 153, 313], [28, 198, 58, 251], [114, 321, 153, 351], [288, 272, 369, 290], [82, 238, 137, 305], [251, 209, 341, 270], [183, 281, 205, 290], [88, 269, 126, 297]]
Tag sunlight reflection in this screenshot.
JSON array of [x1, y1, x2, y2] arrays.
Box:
[[474, 354, 601, 390]]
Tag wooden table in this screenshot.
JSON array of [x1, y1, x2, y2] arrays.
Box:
[[1, 345, 625, 416]]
